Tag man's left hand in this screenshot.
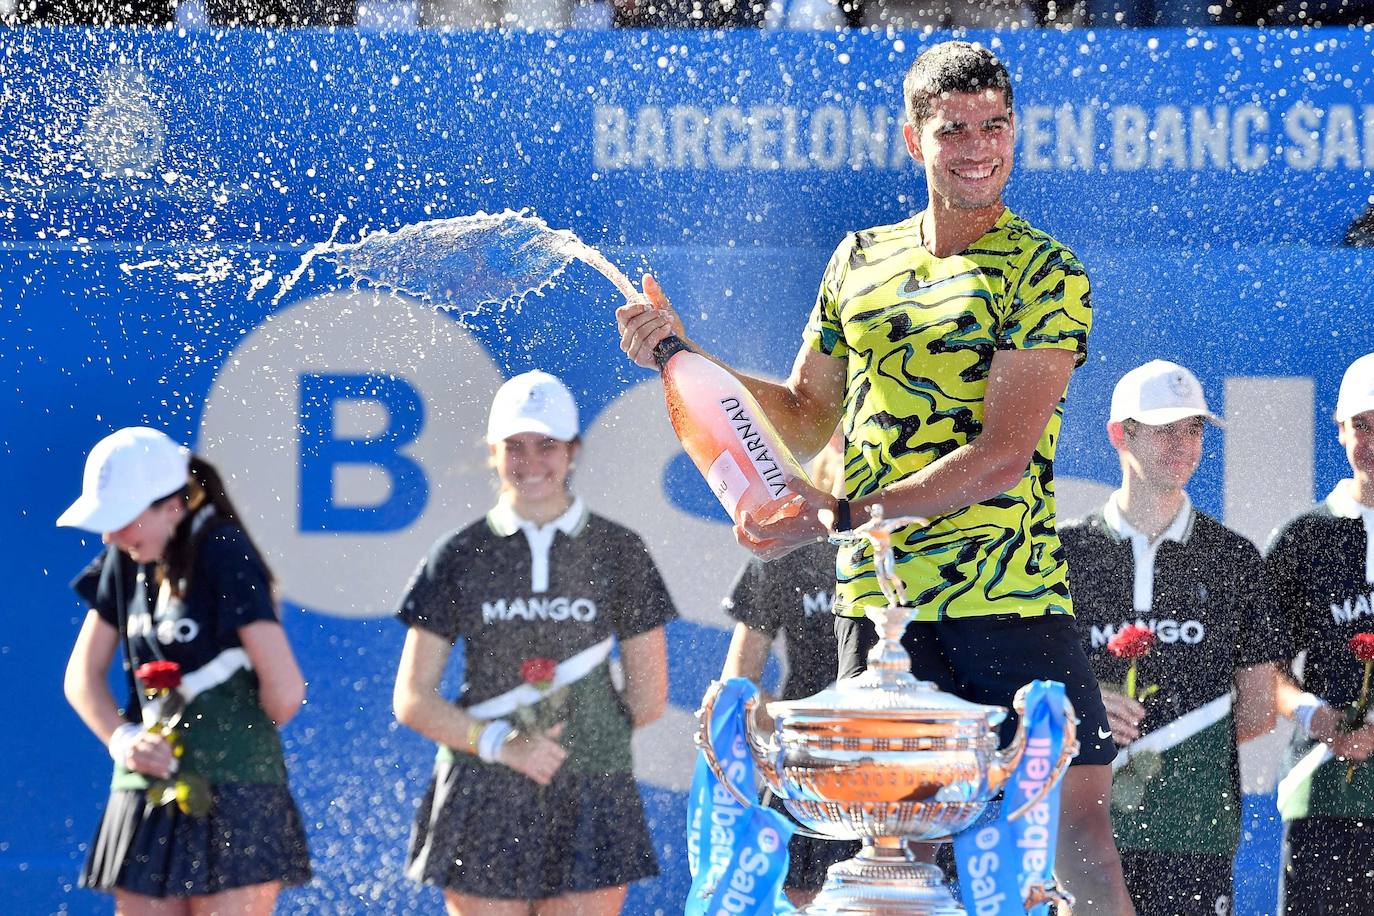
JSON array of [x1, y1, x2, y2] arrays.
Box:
[[734, 477, 836, 562]]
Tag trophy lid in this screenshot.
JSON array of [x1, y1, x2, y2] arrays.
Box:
[[771, 671, 1008, 727]]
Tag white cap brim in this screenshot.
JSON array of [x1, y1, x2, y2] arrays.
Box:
[[1336, 395, 1374, 423], [1118, 406, 1226, 428], [486, 417, 575, 444], [55, 491, 150, 534]]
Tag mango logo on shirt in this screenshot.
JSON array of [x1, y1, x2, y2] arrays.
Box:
[[1089, 618, 1205, 649], [1330, 589, 1374, 625], [127, 611, 201, 645], [801, 591, 833, 618], [481, 596, 598, 625]]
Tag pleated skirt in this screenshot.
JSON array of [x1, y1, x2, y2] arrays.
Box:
[[406, 755, 658, 899], [79, 783, 312, 897]]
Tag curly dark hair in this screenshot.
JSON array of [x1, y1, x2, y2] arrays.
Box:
[[903, 41, 1014, 129]]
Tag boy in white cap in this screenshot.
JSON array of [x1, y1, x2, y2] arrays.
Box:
[[1059, 360, 1284, 916], [1267, 352, 1374, 916]]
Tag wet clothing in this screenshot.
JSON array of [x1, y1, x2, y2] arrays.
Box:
[[1118, 849, 1233, 916], [723, 541, 843, 703], [835, 612, 1116, 766], [1266, 482, 1374, 915], [804, 208, 1092, 622], [70, 515, 310, 895], [724, 541, 861, 889], [1280, 815, 1374, 916], [80, 783, 311, 896], [1061, 500, 1282, 860], [396, 498, 675, 896], [405, 755, 658, 899]]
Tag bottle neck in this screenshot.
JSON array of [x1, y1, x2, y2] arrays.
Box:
[[652, 335, 691, 371]]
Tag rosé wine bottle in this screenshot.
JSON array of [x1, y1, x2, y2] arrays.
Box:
[[652, 336, 812, 526]]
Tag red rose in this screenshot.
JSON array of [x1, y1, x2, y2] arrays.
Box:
[[134, 660, 182, 691], [1351, 634, 1374, 663], [521, 657, 557, 688], [1107, 624, 1155, 660]]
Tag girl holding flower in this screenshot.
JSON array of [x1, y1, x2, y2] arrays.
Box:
[[58, 426, 310, 914], [392, 371, 675, 915]]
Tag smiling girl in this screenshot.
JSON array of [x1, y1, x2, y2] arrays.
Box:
[[392, 371, 675, 916]]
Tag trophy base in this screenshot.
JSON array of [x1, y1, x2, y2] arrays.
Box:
[[801, 842, 965, 915]]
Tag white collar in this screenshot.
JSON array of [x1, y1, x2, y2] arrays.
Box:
[[1326, 479, 1374, 523], [487, 497, 587, 539], [1103, 489, 1194, 546]]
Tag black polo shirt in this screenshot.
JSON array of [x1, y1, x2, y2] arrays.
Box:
[[1266, 483, 1374, 820], [1060, 505, 1281, 856], [396, 500, 677, 775], [722, 540, 839, 702]]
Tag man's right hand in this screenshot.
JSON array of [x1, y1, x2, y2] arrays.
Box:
[[1098, 686, 1145, 747], [616, 274, 688, 370], [499, 723, 569, 786]]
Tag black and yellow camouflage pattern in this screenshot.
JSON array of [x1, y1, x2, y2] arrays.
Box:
[[803, 208, 1091, 621]]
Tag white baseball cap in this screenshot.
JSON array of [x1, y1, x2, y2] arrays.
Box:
[[1109, 360, 1223, 427], [56, 427, 191, 533], [1335, 353, 1374, 422], [486, 371, 579, 444]]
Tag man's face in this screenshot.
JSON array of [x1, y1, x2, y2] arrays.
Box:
[[1338, 410, 1374, 477], [1118, 416, 1205, 492], [905, 89, 1014, 211]]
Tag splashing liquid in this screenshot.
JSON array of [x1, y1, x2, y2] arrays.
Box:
[[272, 209, 637, 310]]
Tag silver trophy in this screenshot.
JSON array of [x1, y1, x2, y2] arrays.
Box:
[[697, 506, 1079, 915]]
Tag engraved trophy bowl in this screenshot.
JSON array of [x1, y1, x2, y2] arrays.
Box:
[[696, 506, 1079, 915]]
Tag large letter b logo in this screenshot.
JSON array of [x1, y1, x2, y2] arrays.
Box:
[[298, 373, 429, 533]]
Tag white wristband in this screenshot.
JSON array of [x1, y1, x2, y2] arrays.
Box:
[[477, 720, 514, 764], [108, 722, 143, 765], [1293, 693, 1327, 740]]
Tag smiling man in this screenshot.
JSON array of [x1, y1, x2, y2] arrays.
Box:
[[1060, 361, 1282, 916], [618, 41, 1133, 913]]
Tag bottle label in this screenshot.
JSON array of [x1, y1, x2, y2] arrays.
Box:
[[718, 397, 791, 500], [706, 449, 749, 518]]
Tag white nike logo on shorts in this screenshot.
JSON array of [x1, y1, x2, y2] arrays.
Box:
[[1098, 727, 1113, 740]]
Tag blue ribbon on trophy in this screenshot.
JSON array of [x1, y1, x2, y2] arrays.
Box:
[[953, 680, 1070, 916], [686, 677, 795, 916]]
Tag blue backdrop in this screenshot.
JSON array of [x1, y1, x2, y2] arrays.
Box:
[[1, 27, 1370, 915]]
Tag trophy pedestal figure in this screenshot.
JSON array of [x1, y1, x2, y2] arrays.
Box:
[[697, 505, 1080, 915]]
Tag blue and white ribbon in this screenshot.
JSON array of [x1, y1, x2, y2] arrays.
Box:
[[953, 680, 1070, 916], [686, 678, 794, 916]]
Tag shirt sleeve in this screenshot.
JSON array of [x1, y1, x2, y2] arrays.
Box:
[[395, 534, 465, 643], [722, 557, 784, 638], [1262, 520, 1307, 663], [198, 527, 279, 640], [611, 532, 678, 641], [71, 547, 120, 628], [999, 241, 1092, 368], [1231, 537, 1292, 668], [800, 234, 854, 360]]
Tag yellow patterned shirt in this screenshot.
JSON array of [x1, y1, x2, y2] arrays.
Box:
[[804, 208, 1091, 621]]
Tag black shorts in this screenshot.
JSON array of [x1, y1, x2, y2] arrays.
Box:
[[1280, 815, 1374, 915], [834, 613, 1115, 766], [1119, 849, 1232, 916]]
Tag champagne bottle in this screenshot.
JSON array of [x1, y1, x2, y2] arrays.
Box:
[[652, 336, 812, 525]]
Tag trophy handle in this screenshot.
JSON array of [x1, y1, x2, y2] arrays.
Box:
[[694, 680, 765, 811], [1002, 688, 1080, 822]]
